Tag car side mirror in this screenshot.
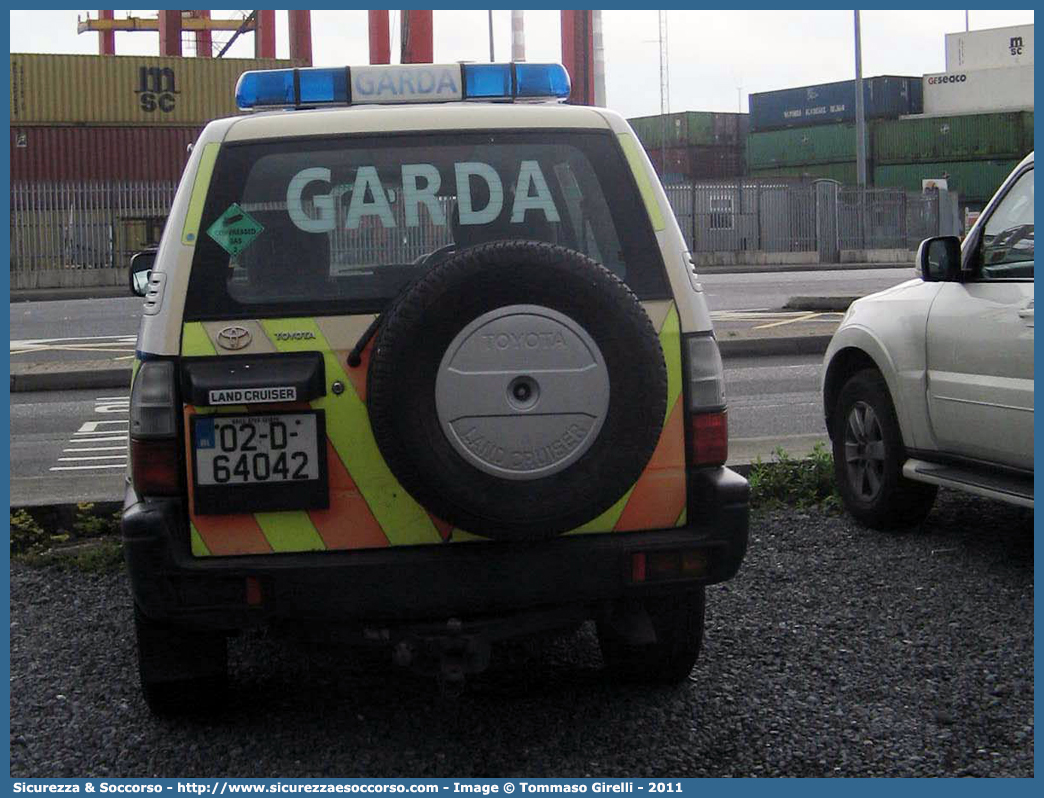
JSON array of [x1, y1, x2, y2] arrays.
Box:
[[916, 236, 961, 282], [129, 250, 156, 297]]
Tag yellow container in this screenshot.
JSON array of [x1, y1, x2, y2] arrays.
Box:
[[10, 52, 299, 126]]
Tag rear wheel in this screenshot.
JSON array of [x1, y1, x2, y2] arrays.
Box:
[[832, 369, 936, 529], [135, 606, 228, 716], [597, 590, 705, 684]]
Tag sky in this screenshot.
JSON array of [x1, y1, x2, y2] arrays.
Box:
[[8, 9, 1036, 119]]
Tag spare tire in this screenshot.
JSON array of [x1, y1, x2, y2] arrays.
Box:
[[367, 240, 666, 540]]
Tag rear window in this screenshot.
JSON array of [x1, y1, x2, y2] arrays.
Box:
[[183, 130, 669, 320]]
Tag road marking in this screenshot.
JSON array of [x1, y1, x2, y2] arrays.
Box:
[[50, 464, 127, 471], [58, 455, 128, 461], [95, 402, 129, 414], [76, 420, 128, 433], [50, 394, 130, 475], [10, 335, 137, 357], [753, 311, 822, 330], [11, 334, 138, 345]]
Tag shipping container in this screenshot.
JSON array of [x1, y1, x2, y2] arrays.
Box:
[[922, 65, 1034, 116], [10, 125, 202, 182], [750, 161, 860, 185], [10, 53, 298, 126], [873, 111, 1034, 165], [628, 111, 748, 149], [873, 159, 1020, 202], [748, 75, 922, 132], [946, 24, 1034, 71], [747, 123, 861, 169], [646, 144, 746, 180]]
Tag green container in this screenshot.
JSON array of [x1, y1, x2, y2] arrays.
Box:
[[627, 111, 747, 149], [873, 160, 1020, 202], [750, 161, 859, 185], [872, 112, 1034, 165], [747, 124, 858, 169]]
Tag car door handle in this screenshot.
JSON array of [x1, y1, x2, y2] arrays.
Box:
[[1018, 308, 1034, 318]]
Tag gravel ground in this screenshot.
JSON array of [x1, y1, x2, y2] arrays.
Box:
[[10, 490, 1033, 778]]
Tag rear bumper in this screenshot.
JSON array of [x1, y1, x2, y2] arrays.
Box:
[[122, 467, 749, 632]]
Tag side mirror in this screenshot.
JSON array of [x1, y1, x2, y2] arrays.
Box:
[[916, 236, 961, 282], [129, 250, 156, 297]]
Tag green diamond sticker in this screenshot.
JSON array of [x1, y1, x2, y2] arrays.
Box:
[[206, 203, 265, 258]]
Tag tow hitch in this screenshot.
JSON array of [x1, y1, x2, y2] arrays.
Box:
[[392, 618, 492, 694]]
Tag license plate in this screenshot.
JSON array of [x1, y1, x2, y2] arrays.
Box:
[[191, 411, 328, 514]]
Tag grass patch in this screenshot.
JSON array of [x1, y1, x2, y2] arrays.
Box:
[[11, 503, 125, 574], [18, 538, 125, 574], [748, 442, 841, 510]]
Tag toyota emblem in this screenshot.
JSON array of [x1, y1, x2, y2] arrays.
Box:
[[216, 325, 252, 351]]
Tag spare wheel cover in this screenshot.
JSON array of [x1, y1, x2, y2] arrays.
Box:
[[366, 240, 667, 541]]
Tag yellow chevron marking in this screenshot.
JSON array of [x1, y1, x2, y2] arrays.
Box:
[[676, 506, 687, 527], [450, 529, 485, 542], [254, 511, 326, 553], [617, 132, 665, 231], [568, 486, 636, 535], [181, 142, 219, 246], [642, 300, 673, 334], [190, 524, 211, 557], [260, 318, 442, 547], [660, 304, 683, 423], [181, 322, 217, 356]]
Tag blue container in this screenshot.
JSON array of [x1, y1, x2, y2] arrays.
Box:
[[748, 76, 922, 132]]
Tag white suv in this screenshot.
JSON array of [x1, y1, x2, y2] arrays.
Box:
[[122, 62, 749, 713], [823, 152, 1033, 529]]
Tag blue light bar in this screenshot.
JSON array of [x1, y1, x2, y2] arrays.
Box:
[[299, 67, 349, 105], [236, 69, 295, 108], [514, 63, 571, 100], [462, 64, 513, 99], [236, 63, 571, 110]]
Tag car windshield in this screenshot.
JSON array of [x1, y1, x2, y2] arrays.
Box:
[[184, 130, 669, 320]]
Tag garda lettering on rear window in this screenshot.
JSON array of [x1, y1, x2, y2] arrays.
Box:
[[285, 162, 561, 232]]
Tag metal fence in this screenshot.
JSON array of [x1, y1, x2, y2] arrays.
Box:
[[664, 181, 818, 253], [11, 178, 956, 289], [665, 179, 952, 255], [11, 181, 177, 288], [837, 187, 908, 250]]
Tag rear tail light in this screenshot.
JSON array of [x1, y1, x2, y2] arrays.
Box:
[[683, 334, 728, 467], [689, 410, 728, 467], [130, 360, 181, 495], [629, 549, 709, 583]]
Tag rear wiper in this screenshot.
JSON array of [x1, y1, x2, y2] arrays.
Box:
[[346, 312, 384, 368], [346, 270, 425, 367]]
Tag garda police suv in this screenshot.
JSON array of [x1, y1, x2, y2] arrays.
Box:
[[124, 62, 749, 713]]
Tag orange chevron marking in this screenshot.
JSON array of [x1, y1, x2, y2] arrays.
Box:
[[428, 514, 454, 541], [614, 396, 687, 532], [308, 439, 390, 549]]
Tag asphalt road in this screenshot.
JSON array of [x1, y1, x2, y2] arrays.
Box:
[[9, 354, 826, 507], [10, 390, 129, 506], [8, 268, 910, 349], [10, 295, 145, 343], [698, 267, 910, 311]]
